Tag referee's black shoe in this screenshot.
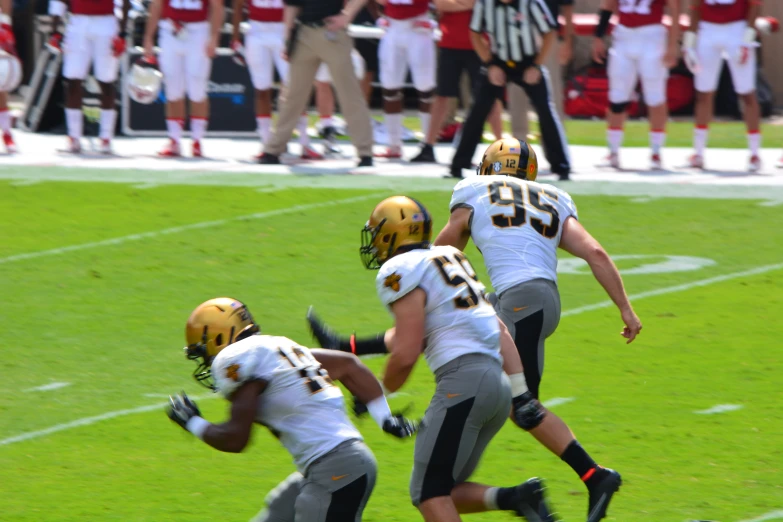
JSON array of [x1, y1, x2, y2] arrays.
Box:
[[357, 156, 373, 168], [410, 144, 436, 163], [510, 478, 556, 521], [586, 468, 622, 522], [448, 163, 474, 179]]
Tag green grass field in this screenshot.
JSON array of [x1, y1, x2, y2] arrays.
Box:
[[1, 177, 782, 521]]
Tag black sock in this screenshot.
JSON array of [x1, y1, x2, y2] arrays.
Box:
[[560, 440, 599, 483], [338, 333, 387, 356], [495, 486, 520, 511]]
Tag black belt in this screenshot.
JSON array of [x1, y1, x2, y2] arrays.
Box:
[[299, 19, 327, 28]]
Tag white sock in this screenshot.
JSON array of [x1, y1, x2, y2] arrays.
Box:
[[190, 117, 208, 142], [694, 126, 708, 156], [0, 109, 10, 132], [66, 108, 83, 139], [320, 115, 333, 128], [256, 115, 271, 143], [166, 119, 183, 142], [386, 113, 403, 149], [484, 487, 500, 510], [298, 115, 310, 146], [748, 131, 761, 156], [607, 128, 623, 154], [99, 109, 117, 141], [650, 131, 666, 155], [419, 111, 431, 139]]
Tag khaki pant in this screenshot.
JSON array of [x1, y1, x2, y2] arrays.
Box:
[[508, 39, 564, 140], [266, 25, 373, 157]]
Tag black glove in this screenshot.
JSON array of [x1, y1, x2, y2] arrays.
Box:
[[166, 392, 201, 431], [352, 395, 368, 417], [382, 414, 418, 439]]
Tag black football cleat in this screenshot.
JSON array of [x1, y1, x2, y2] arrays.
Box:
[[357, 156, 373, 168], [258, 153, 280, 164], [410, 144, 436, 163], [587, 468, 622, 522], [512, 478, 556, 522], [306, 306, 341, 350]]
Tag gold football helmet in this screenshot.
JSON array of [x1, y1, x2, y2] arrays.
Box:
[[360, 196, 433, 269], [477, 137, 538, 181], [184, 297, 260, 390]]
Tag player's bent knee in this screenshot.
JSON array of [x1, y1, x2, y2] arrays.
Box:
[[609, 101, 629, 114], [511, 391, 546, 431]]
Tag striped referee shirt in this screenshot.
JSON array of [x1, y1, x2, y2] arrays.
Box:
[[470, 0, 557, 63]]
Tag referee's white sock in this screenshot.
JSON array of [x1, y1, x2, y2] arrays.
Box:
[[386, 113, 403, 150], [607, 127, 623, 154]]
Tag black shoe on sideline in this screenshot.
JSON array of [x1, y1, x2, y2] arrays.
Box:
[[357, 156, 373, 167], [410, 144, 436, 163], [306, 306, 341, 350], [258, 153, 280, 165], [587, 468, 622, 522], [511, 478, 556, 522]]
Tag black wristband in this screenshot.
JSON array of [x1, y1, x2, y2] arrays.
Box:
[[594, 9, 612, 38]]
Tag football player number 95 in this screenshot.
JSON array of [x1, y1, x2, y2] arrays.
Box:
[[488, 180, 560, 239], [169, 0, 203, 10], [278, 345, 334, 394]]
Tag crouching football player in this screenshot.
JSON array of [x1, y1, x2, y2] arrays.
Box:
[[166, 297, 417, 521]]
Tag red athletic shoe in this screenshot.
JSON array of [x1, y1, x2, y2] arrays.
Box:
[[374, 147, 403, 159], [192, 140, 202, 158], [688, 153, 704, 169], [158, 139, 181, 157], [2, 131, 16, 153], [748, 154, 761, 173], [301, 145, 323, 160]]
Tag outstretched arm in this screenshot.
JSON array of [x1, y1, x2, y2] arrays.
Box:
[[559, 217, 642, 343]]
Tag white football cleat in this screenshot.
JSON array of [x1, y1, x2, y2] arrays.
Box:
[[374, 146, 403, 159], [776, 155, 783, 169], [748, 154, 761, 173], [650, 153, 662, 171], [158, 139, 181, 157], [65, 136, 82, 154], [98, 138, 113, 155], [688, 153, 704, 169], [597, 152, 620, 169]]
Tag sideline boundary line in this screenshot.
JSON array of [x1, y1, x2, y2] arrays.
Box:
[[0, 193, 383, 266], [3, 262, 781, 447]]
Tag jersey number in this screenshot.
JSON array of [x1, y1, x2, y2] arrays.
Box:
[[618, 0, 655, 14], [487, 180, 560, 239], [433, 252, 485, 309], [278, 345, 333, 394], [169, 0, 203, 10], [704, 0, 736, 5]]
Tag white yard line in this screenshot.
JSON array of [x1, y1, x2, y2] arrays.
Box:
[[739, 510, 783, 522], [0, 395, 218, 447], [542, 397, 575, 408], [0, 193, 383, 267], [694, 404, 744, 415], [562, 262, 783, 317], [24, 382, 71, 393], [2, 261, 781, 447]]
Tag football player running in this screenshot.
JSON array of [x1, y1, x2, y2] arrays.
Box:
[[374, 0, 436, 159], [308, 139, 641, 522], [166, 297, 417, 521], [683, 0, 763, 171], [353, 196, 557, 522], [144, 0, 224, 157], [0, 0, 18, 153], [592, 0, 680, 170], [48, 0, 130, 154]]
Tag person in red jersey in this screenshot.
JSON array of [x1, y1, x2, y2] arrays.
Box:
[[48, 0, 130, 154], [683, 0, 763, 172], [144, 0, 224, 157], [375, 0, 436, 159], [0, 0, 18, 153], [230, 0, 322, 159], [592, 0, 680, 170], [409, 0, 505, 164]]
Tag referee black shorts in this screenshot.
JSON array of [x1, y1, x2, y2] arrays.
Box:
[[354, 37, 379, 75], [437, 48, 482, 98]]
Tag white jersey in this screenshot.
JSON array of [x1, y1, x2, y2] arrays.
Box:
[[450, 176, 579, 295], [211, 335, 362, 472], [376, 245, 502, 372]]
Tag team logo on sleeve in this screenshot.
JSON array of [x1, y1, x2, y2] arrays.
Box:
[[226, 364, 241, 381], [384, 273, 402, 292]]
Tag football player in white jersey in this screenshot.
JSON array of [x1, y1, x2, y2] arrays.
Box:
[[307, 139, 641, 522], [165, 297, 417, 522], [356, 196, 556, 522]]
